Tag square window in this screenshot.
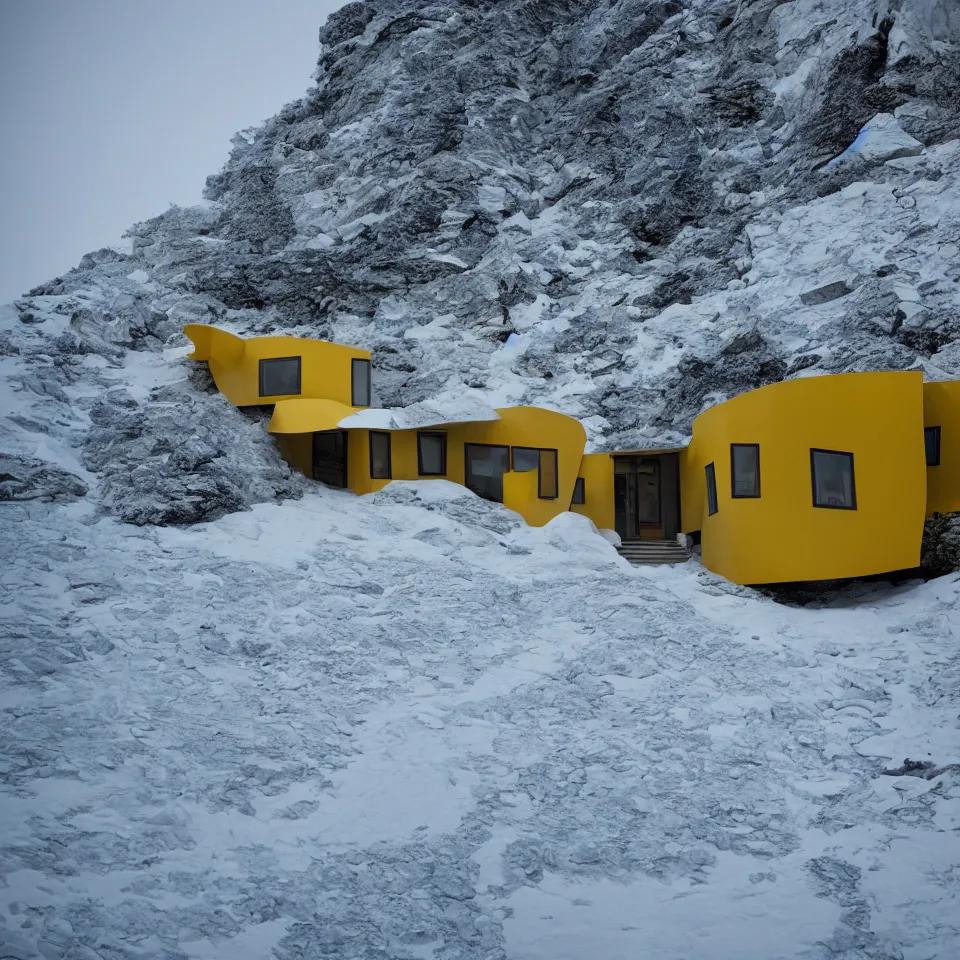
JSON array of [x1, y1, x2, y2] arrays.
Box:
[[464, 443, 509, 503], [369, 431, 392, 480], [811, 449, 857, 509], [512, 447, 539, 472], [259, 356, 301, 397], [925, 426, 941, 467], [731, 443, 760, 498], [538, 449, 558, 499], [418, 432, 447, 476], [705, 462, 718, 516], [572, 477, 585, 505], [352, 358, 371, 407]]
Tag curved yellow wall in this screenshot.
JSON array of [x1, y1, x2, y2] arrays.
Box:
[[682, 371, 927, 584], [184, 323, 371, 408], [272, 406, 586, 527], [923, 380, 960, 516], [570, 453, 615, 532]]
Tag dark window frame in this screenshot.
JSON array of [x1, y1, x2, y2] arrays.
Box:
[[572, 477, 586, 505], [417, 431, 447, 476], [730, 443, 761, 499], [351, 358, 372, 407], [258, 356, 301, 398], [925, 426, 941, 467], [511, 446, 559, 500], [369, 430, 392, 480], [705, 462, 718, 516], [810, 448, 857, 510], [464, 442, 510, 503], [537, 448, 559, 500]]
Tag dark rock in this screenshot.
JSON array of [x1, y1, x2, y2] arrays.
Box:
[[920, 511, 960, 577], [800, 281, 855, 306], [0, 454, 88, 503]]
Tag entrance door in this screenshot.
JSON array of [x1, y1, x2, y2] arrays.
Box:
[[636, 460, 661, 536], [464, 443, 510, 503], [312, 430, 348, 488], [614, 457, 670, 540]]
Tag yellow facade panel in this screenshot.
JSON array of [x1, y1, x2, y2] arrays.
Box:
[[683, 371, 927, 584], [184, 323, 370, 408], [570, 453, 615, 532], [923, 380, 960, 516]]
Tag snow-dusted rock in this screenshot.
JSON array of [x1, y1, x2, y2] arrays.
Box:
[[827, 112, 925, 168]]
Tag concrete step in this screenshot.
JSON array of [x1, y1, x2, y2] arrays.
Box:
[[617, 540, 690, 565]]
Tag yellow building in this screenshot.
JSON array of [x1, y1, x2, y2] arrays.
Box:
[[267, 400, 586, 528], [574, 371, 959, 584], [184, 324, 960, 584], [183, 323, 372, 408], [184, 324, 585, 527]]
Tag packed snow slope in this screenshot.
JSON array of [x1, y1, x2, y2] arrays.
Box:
[[2, 466, 960, 959], [3, 1, 960, 958]]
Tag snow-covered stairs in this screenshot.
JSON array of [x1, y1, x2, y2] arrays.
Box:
[[617, 539, 690, 566]]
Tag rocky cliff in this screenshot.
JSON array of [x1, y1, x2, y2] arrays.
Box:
[[4, 0, 960, 522]]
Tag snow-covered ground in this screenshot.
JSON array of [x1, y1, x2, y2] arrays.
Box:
[[2, 476, 959, 959]]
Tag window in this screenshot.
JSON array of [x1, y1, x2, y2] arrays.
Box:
[[511, 447, 559, 499], [464, 443, 510, 503], [572, 477, 585, 505], [259, 356, 301, 397], [925, 426, 941, 467], [811, 449, 856, 509], [512, 447, 540, 473], [705, 462, 718, 516], [730, 443, 760, 498], [538, 449, 558, 499], [417, 432, 447, 476], [369, 431, 392, 479], [351, 358, 371, 407]]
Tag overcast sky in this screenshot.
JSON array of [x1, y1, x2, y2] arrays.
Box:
[[0, 0, 346, 305]]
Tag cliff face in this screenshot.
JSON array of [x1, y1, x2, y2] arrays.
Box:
[[5, 0, 960, 521]]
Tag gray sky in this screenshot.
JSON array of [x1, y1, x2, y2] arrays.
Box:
[[0, 0, 346, 305]]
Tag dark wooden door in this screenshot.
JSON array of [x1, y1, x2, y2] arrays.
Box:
[[312, 431, 348, 488]]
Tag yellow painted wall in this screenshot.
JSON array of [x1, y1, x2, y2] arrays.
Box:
[[300, 406, 587, 527], [276, 433, 313, 479], [184, 323, 370, 408], [503, 469, 540, 522], [923, 380, 960, 515], [682, 371, 927, 584], [570, 453, 616, 531]]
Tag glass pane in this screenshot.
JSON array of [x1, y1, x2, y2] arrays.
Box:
[[572, 478, 585, 504], [538, 449, 558, 499], [352, 359, 371, 406], [465, 444, 509, 503], [925, 427, 940, 466], [637, 467, 659, 522], [419, 434, 445, 475], [370, 432, 391, 479], [512, 447, 539, 472], [732, 445, 759, 497], [813, 451, 854, 508], [313, 431, 347, 487], [705, 463, 718, 516], [260, 357, 300, 397]]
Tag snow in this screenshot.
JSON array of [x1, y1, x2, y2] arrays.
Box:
[[2, 469, 959, 957], [825, 114, 924, 169], [339, 392, 501, 430]]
